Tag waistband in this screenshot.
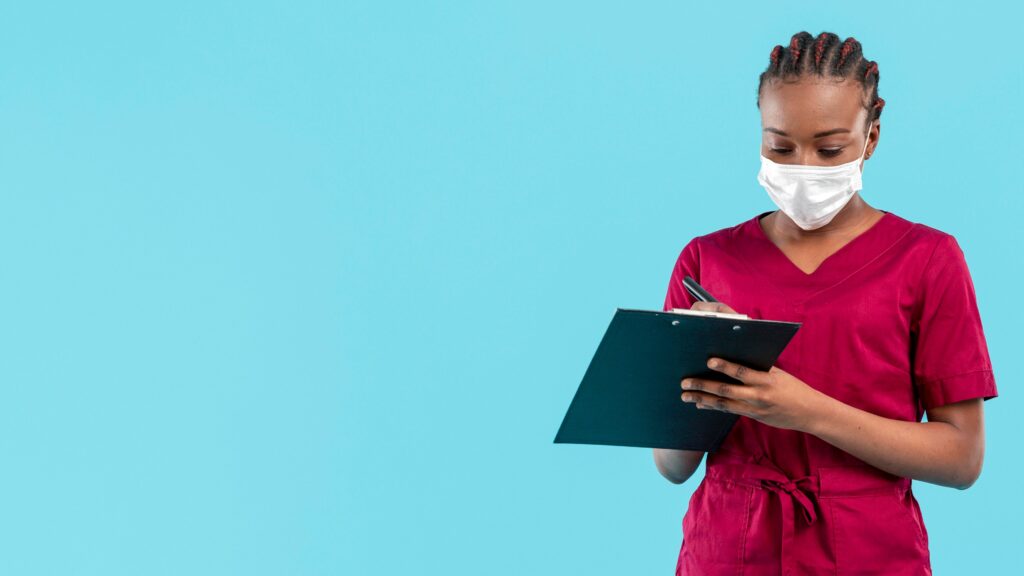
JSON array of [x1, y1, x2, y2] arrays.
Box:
[[705, 450, 911, 499], [701, 450, 911, 573]]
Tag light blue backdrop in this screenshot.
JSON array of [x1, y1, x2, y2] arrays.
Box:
[[0, 1, 1018, 574]]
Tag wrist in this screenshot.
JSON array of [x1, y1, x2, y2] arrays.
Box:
[[798, 388, 837, 437]]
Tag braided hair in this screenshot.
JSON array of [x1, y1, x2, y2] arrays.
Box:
[[757, 31, 885, 134]]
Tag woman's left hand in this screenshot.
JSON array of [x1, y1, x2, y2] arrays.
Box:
[[680, 357, 826, 432]]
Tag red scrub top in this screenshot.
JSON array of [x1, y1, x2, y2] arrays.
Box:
[[663, 210, 998, 576]]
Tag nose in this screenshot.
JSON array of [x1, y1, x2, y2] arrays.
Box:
[[795, 148, 829, 166]]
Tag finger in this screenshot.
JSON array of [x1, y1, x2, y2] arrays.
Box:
[[706, 357, 768, 385], [690, 301, 739, 315], [680, 390, 750, 416], [681, 377, 757, 402]]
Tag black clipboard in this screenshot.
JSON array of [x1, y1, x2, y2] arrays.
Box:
[[554, 308, 801, 451]]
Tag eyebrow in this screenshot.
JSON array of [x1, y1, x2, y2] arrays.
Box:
[[763, 127, 850, 138]]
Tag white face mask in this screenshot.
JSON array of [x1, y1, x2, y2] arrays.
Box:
[[757, 134, 871, 230]]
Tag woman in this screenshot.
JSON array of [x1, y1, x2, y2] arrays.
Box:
[[652, 31, 998, 575]]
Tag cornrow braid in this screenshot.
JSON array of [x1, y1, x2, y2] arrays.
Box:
[[813, 32, 841, 74], [782, 31, 814, 75], [837, 37, 859, 71], [769, 45, 783, 69], [757, 31, 885, 132], [814, 35, 827, 67]]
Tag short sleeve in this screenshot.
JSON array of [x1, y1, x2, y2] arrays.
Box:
[[662, 238, 701, 312], [911, 234, 998, 411]]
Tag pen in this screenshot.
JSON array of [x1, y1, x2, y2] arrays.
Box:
[[683, 275, 719, 303]]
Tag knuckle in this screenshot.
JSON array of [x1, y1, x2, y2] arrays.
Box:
[[715, 382, 730, 397]]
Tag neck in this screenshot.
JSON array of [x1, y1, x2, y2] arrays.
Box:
[[768, 194, 882, 240]]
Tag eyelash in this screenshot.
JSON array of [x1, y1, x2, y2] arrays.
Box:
[[771, 148, 844, 157]]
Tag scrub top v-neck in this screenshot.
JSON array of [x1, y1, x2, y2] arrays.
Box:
[[662, 210, 998, 575]]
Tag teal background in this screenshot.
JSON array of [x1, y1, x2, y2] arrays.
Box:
[[0, 1, 1019, 574]]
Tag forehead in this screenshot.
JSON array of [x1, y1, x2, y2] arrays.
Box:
[[760, 79, 868, 135]]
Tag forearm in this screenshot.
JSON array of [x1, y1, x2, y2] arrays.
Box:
[[802, 393, 979, 489], [653, 448, 704, 484]]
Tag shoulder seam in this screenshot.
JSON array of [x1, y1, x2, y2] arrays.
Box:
[[911, 230, 953, 328]]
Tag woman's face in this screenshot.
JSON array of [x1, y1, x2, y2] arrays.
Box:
[[759, 79, 878, 168]]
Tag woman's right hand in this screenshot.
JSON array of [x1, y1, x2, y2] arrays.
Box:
[[651, 299, 742, 483], [655, 304, 717, 482], [689, 300, 740, 315]]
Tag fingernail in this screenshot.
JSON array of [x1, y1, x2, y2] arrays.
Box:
[[707, 359, 719, 369], [681, 379, 691, 389]]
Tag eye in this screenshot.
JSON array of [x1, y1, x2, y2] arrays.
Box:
[[770, 148, 792, 155], [820, 148, 844, 157]]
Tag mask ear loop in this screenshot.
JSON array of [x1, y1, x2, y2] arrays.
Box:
[[859, 126, 872, 161]]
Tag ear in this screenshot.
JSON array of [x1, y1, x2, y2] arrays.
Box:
[[866, 120, 880, 159]]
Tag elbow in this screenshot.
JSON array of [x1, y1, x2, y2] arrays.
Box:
[[661, 471, 687, 485], [652, 448, 701, 485], [953, 475, 978, 491], [653, 455, 686, 484], [953, 453, 984, 491]]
